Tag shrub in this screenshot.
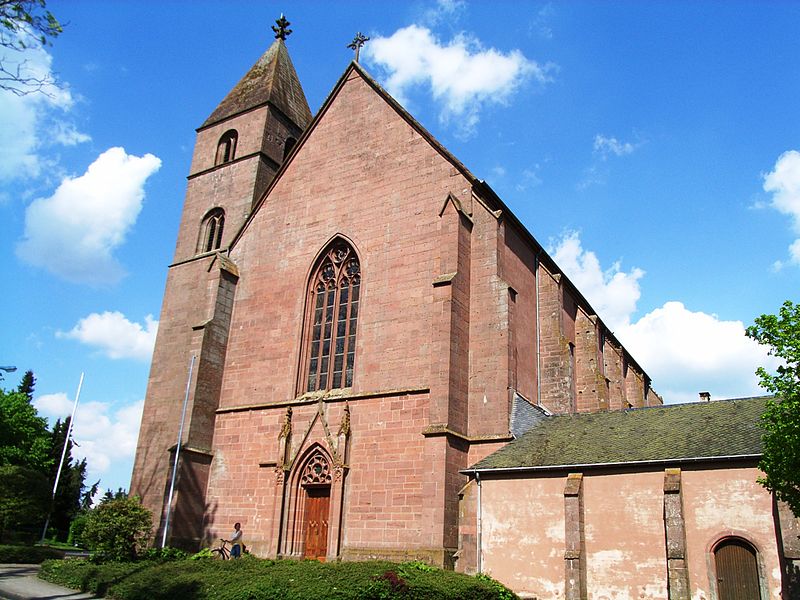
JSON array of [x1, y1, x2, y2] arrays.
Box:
[[475, 573, 517, 600], [67, 512, 89, 547], [189, 547, 213, 560], [140, 546, 189, 562], [81, 497, 152, 561], [39, 558, 520, 599]]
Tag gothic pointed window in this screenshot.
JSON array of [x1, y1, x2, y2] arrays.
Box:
[[215, 129, 238, 165], [303, 241, 361, 392], [199, 208, 225, 253]]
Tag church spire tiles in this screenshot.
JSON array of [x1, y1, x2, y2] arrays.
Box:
[[202, 15, 312, 130]]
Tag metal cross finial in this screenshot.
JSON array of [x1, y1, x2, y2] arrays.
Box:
[[272, 14, 292, 40], [347, 32, 370, 62]]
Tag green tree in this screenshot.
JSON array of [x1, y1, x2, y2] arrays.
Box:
[[0, 465, 49, 542], [100, 488, 128, 504], [0, 0, 63, 95], [17, 370, 35, 399], [46, 417, 92, 539], [0, 386, 51, 471], [746, 300, 800, 515], [82, 497, 152, 561]]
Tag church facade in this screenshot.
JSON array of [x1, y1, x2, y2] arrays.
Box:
[[130, 32, 663, 570]]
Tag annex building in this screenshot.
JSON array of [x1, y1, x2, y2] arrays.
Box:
[[131, 24, 799, 599]]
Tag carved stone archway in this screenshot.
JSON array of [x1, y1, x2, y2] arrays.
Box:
[[277, 443, 346, 560]]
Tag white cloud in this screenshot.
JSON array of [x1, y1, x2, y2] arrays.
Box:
[[16, 147, 162, 285], [576, 165, 605, 191], [763, 149, 800, 265], [364, 24, 555, 136], [551, 232, 644, 331], [0, 32, 89, 182], [34, 394, 144, 485], [532, 3, 556, 40], [617, 303, 778, 404], [34, 392, 73, 416], [593, 134, 636, 159], [423, 0, 466, 26], [551, 232, 778, 404], [790, 239, 800, 264], [58, 311, 158, 361], [516, 165, 543, 191]]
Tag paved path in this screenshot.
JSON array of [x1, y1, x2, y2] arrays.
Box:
[[0, 565, 104, 600]]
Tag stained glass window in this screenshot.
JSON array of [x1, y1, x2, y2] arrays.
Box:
[[305, 241, 360, 392]]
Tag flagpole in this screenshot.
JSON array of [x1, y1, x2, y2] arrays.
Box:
[[41, 372, 84, 543], [161, 354, 195, 548]]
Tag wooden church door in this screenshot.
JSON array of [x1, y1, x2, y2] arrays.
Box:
[[303, 486, 330, 560], [715, 539, 761, 600]]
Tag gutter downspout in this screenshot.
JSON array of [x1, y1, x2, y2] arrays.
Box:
[[535, 250, 541, 406], [476, 472, 482, 574]]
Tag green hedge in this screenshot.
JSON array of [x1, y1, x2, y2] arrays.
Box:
[[0, 544, 64, 563], [39, 557, 518, 599]]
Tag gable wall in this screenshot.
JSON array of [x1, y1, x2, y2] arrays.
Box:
[[202, 71, 497, 563], [221, 72, 474, 405]]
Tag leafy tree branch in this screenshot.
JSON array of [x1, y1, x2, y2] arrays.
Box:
[[746, 300, 800, 515], [0, 0, 62, 96]]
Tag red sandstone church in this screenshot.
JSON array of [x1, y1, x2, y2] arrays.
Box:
[[131, 22, 799, 599]]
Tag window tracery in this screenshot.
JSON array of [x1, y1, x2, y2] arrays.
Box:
[[304, 241, 360, 392], [301, 451, 332, 486]]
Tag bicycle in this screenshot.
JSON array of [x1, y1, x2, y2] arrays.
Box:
[[211, 538, 230, 560]]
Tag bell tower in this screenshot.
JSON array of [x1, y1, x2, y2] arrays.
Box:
[[131, 16, 311, 549]]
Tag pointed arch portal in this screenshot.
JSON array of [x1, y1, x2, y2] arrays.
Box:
[[274, 442, 346, 561]]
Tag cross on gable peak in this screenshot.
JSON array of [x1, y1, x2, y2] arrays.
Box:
[[347, 32, 370, 62]]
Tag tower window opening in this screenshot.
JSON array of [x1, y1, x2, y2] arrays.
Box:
[[215, 130, 238, 165], [284, 136, 297, 159], [199, 208, 225, 253]]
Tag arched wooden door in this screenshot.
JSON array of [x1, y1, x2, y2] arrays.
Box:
[[715, 538, 761, 600], [300, 450, 332, 561], [303, 486, 330, 561]]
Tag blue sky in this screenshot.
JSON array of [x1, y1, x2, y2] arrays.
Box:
[[1, 1, 798, 496]]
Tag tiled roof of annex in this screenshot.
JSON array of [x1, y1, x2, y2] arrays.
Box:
[[468, 396, 769, 472]]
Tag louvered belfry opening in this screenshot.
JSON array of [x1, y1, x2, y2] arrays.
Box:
[[304, 241, 360, 392]]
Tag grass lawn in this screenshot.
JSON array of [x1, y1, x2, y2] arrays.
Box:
[[39, 556, 518, 599]]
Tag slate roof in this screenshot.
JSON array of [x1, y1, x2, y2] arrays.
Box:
[[201, 38, 312, 130], [469, 396, 769, 472]]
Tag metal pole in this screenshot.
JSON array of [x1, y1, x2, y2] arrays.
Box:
[[41, 372, 84, 543], [161, 355, 195, 548], [476, 472, 482, 574]]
